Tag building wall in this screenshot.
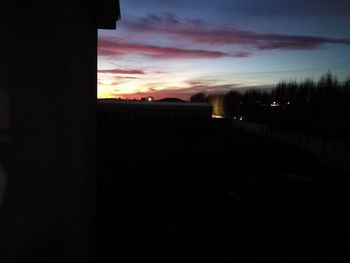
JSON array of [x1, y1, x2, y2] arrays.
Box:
[[0, 89, 10, 133], [0, 1, 117, 262]]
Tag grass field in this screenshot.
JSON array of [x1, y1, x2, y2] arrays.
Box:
[[98, 117, 350, 261]]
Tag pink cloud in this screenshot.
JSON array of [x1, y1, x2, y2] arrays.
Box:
[[111, 89, 194, 101], [107, 75, 276, 101], [98, 39, 251, 59], [122, 15, 350, 50], [109, 80, 255, 101]]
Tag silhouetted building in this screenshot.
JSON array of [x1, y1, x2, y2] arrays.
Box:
[[0, 1, 120, 262], [0, 89, 10, 140]]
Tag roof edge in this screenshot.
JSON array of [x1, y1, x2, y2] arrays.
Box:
[[97, 0, 121, 29]]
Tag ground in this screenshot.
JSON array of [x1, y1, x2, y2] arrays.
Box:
[[98, 118, 350, 262]]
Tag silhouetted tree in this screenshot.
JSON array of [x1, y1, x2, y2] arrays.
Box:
[[190, 92, 207, 102], [189, 72, 350, 141], [222, 91, 241, 117]]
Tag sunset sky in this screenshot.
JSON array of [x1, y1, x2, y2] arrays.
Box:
[[98, 0, 350, 100]]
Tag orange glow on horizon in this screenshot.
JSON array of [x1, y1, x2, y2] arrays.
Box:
[[97, 71, 194, 101]]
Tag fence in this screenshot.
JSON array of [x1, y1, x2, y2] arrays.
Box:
[[231, 120, 350, 172]]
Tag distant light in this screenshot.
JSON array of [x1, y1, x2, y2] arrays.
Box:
[[212, 115, 224, 119], [233, 116, 237, 120], [271, 101, 280, 107], [286, 101, 291, 105], [147, 97, 153, 102], [239, 117, 243, 121]]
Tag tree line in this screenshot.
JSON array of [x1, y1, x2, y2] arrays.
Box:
[[190, 73, 350, 141]]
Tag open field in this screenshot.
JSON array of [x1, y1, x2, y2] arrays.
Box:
[[98, 117, 350, 261]]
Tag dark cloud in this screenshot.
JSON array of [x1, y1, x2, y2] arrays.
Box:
[[230, 0, 350, 16], [122, 15, 350, 50], [126, 0, 350, 16], [185, 80, 241, 94], [98, 69, 145, 75]]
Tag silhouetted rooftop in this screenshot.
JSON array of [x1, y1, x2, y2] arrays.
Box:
[[98, 0, 121, 29]]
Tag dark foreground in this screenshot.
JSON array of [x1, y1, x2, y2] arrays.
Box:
[[98, 119, 350, 261]]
